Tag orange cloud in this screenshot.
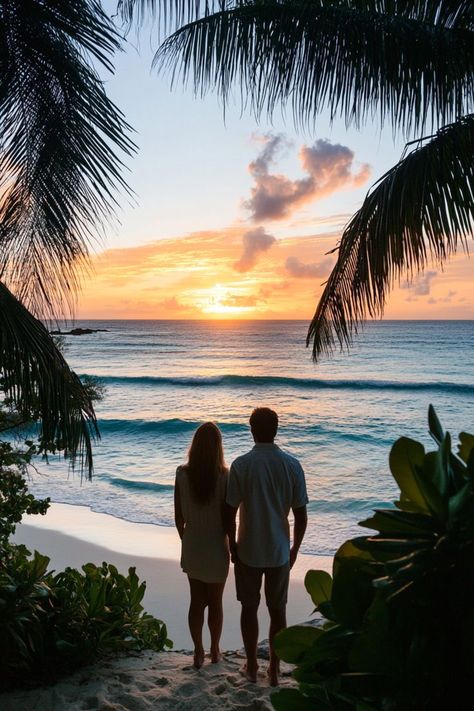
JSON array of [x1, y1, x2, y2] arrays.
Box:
[[77, 225, 473, 321]]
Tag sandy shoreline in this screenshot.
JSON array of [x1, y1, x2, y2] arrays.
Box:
[[12, 503, 332, 650], [1, 649, 299, 710], [3, 503, 331, 709]]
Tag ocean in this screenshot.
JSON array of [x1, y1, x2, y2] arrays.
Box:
[[27, 319, 473, 557]]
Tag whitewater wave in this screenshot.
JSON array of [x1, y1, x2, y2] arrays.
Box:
[[103, 476, 174, 493], [97, 418, 247, 436], [82, 373, 474, 395]]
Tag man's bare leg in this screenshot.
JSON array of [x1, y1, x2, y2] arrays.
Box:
[[268, 606, 286, 686], [240, 604, 259, 681]]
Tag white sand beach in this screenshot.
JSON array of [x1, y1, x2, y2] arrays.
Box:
[[1, 503, 331, 709]]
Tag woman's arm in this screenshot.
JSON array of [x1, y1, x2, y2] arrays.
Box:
[[174, 480, 185, 539]]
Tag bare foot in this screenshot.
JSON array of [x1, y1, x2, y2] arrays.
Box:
[[193, 648, 205, 669], [240, 663, 258, 683], [267, 664, 279, 687], [210, 647, 222, 663]]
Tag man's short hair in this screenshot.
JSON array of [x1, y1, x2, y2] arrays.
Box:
[[250, 407, 278, 442]]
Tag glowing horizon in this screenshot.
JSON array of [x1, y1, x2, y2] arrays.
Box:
[[76, 223, 473, 321]]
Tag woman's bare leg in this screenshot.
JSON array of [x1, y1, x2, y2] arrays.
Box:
[[207, 581, 226, 662], [188, 577, 208, 668]]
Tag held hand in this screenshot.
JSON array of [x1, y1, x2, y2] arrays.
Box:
[[230, 542, 239, 565], [289, 547, 298, 569]]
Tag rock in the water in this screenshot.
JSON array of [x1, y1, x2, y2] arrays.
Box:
[[50, 328, 108, 336]]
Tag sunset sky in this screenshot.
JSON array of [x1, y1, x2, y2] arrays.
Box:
[[78, 15, 473, 321]]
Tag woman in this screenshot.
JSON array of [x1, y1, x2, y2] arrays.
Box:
[[174, 422, 229, 668]]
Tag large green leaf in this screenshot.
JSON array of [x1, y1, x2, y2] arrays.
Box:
[[271, 688, 320, 711], [458, 432, 474, 465], [348, 596, 392, 673], [331, 555, 377, 628], [273, 625, 323, 664], [304, 570, 333, 607], [333, 539, 374, 579], [428, 404, 444, 445], [389, 437, 429, 512], [359, 509, 439, 536], [448, 481, 474, 524]]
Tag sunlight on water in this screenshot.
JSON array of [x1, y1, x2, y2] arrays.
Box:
[[28, 319, 474, 556]]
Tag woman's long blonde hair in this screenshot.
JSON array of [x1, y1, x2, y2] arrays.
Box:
[[185, 422, 226, 504]]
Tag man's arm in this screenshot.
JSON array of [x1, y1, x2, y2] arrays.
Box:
[[290, 505, 307, 569], [225, 504, 239, 563]]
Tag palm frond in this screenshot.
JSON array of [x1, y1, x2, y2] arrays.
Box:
[[0, 281, 98, 477], [0, 0, 135, 318], [118, 0, 216, 32], [307, 113, 474, 360], [154, 0, 473, 134]]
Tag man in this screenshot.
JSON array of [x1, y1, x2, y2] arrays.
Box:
[[226, 407, 308, 686]]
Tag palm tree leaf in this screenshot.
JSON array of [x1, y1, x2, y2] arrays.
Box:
[[0, 280, 98, 477], [307, 113, 474, 360], [153, 0, 473, 134], [0, 0, 135, 318]]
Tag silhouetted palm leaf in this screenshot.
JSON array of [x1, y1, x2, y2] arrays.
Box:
[[123, 0, 474, 360], [0, 2, 134, 472], [0, 282, 98, 477], [138, 0, 474, 134], [307, 114, 474, 356], [0, 0, 135, 317]]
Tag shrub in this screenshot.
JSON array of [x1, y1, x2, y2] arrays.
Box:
[[0, 544, 172, 688], [0, 427, 172, 689], [273, 406, 474, 711]]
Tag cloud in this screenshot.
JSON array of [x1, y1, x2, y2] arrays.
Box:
[[234, 227, 276, 272], [402, 271, 437, 296], [427, 289, 457, 305], [156, 296, 190, 312], [244, 134, 371, 221], [285, 255, 334, 279]]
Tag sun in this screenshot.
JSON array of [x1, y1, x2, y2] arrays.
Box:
[[200, 284, 254, 316]]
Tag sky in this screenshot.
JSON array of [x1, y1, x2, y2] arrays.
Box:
[[77, 9, 473, 321]]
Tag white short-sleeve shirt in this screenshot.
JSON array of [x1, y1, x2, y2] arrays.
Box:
[[226, 443, 308, 567]]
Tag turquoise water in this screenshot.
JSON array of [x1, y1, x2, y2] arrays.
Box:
[[28, 320, 474, 556]]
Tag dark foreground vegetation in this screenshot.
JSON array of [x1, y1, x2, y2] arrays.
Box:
[[273, 406, 474, 711], [0, 446, 171, 691]]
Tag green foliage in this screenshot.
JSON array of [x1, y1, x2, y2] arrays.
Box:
[[0, 546, 172, 689], [0, 468, 50, 544], [0, 428, 50, 544], [273, 406, 474, 711], [0, 415, 172, 689]]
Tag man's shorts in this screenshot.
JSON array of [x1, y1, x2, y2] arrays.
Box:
[[234, 560, 290, 609]]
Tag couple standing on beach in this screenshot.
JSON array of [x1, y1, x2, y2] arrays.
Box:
[[174, 407, 308, 686]]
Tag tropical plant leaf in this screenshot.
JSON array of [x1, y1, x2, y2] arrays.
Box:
[[304, 569, 333, 607], [389, 437, 428, 512], [0, 0, 135, 319], [358, 509, 439, 535], [271, 688, 319, 711], [428, 404, 444, 445], [0, 281, 98, 476], [307, 115, 474, 360], [273, 625, 323, 663], [458, 432, 474, 463]]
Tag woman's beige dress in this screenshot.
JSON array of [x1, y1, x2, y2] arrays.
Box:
[[175, 466, 230, 583]]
